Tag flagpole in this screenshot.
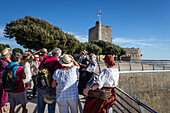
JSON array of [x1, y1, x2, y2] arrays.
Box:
[[99, 9, 101, 22]]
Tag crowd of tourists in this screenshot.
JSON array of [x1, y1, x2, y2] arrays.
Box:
[[0, 47, 119, 113]]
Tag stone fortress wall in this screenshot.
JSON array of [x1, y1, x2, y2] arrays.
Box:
[[89, 21, 112, 43], [118, 71, 170, 113], [121, 47, 142, 61]]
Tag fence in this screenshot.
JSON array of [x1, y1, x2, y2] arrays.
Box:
[[114, 60, 170, 71]]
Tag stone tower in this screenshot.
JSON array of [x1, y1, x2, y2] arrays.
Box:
[[88, 21, 112, 43]]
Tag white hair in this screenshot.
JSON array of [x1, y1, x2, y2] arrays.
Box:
[[52, 48, 62, 58]]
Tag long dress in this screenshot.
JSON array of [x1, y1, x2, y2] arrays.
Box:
[[83, 68, 119, 113], [83, 87, 116, 113], [0, 59, 8, 107]]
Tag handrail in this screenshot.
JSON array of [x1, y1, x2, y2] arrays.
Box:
[[114, 103, 125, 113], [116, 93, 141, 113], [92, 72, 157, 113], [114, 60, 170, 71], [115, 87, 157, 113], [115, 99, 132, 113]]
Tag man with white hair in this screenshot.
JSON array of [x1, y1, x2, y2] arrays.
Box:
[[51, 48, 62, 58], [37, 47, 63, 113]]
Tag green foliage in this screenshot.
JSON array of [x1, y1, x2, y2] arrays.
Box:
[[4, 15, 79, 53], [0, 43, 10, 52], [12, 48, 23, 54], [74, 42, 88, 54], [120, 48, 126, 56], [57, 33, 80, 54], [86, 43, 102, 55], [91, 40, 112, 55], [91, 40, 126, 56]]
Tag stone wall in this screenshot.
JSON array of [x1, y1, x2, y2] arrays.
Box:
[[101, 25, 112, 43], [122, 48, 142, 61], [117, 71, 170, 113], [88, 21, 112, 43]]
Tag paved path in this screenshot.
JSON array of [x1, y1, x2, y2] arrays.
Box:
[[6, 93, 85, 113]]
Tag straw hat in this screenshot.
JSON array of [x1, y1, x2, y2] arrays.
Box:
[[34, 54, 39, 58], [59, 54, 74, 67], [42, 94, 56, 104], [0, 48, 11, 58]]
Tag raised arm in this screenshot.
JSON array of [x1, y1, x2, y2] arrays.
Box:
[[69, 55, 80, 69]]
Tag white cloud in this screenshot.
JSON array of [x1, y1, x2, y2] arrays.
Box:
[[112, 37, 153, 47], [0, 27, 4, 37], [0, 38, 26, 51], [0, 38, 19, 47], [67, 32, 88, 42]]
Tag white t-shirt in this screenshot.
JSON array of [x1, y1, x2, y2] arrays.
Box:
[[96, 68, 119, 89], [23, 62, 32, 83]]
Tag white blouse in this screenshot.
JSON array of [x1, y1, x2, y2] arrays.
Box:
[[23, 62, 32, 83], [96, 68, 119, 89]]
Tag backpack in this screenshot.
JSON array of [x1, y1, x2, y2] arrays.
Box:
[[2, 65, 20, 92], [78, 71, 94, 95], [36, 58, 58, 89]]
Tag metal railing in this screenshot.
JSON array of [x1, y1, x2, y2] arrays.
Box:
[[115, 60, 170, 71], [93, 72, 157, 113], [113, 87, 157, 113]]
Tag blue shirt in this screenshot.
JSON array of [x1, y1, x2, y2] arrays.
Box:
[[53, 66, 79, 102]]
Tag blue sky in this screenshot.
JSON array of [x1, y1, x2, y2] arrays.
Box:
[[0, 0, 170, 60]]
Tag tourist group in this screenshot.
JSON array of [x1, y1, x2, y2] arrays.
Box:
[[0, 47, 119, 113]]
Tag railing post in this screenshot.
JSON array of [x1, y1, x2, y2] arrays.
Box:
[[129, 62, 132, 71], [162, 62, 165, 70], [118, 61, 120, 71], [141, 61, 144, 71], [152, 61, 155, 70]]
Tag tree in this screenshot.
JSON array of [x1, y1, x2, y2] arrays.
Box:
[[57, 33, 80, 54], [4, 15, 79, 53], [118, 48, 126, 61], [86, 43, 102, 55], [74, 42, 88, 54], [91, 40, 126, 61], [0, 43, 10, 52], [12, 48, 23, 54]]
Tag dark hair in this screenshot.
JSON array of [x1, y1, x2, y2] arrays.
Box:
[[22, 56, 27, 60], [11, 53, 22, 62]]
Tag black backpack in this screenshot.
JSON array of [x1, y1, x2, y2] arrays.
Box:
[[78, 71, 94, 95], [36, 58, 58, 89], [2, 65, 20, 92]]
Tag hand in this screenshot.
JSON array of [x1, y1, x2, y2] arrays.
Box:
[[33, 72, 36, 76], [5, 56, 11, 63], [90, 83, 99, 90], [69, 55, 75, 62], [83, 88, 89, 96], [79, 63, 82, 65], [83, 85, 92, 96]]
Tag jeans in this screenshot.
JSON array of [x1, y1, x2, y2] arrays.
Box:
[[32, 75, 37, 96], [38, 88, 56, 113], [58, 100, 79, 113]]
